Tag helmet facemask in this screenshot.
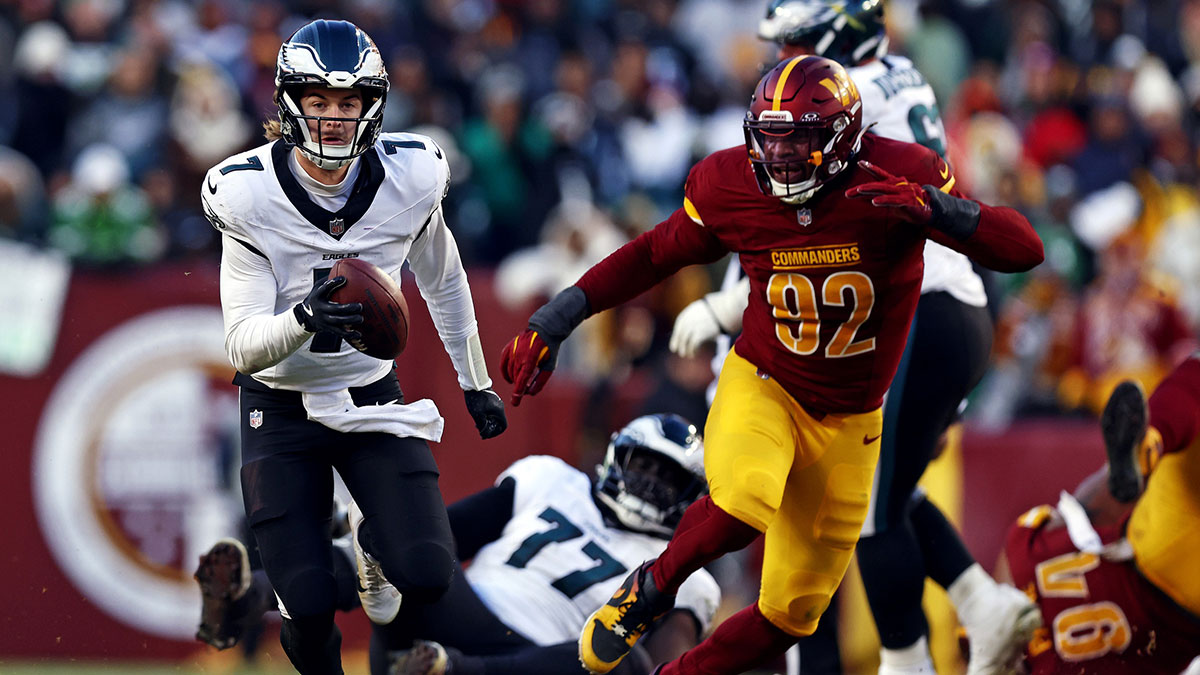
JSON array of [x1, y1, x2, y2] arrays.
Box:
[[277, 80, 386, 170], [594, 414, 706, 538], [274, 20, 389, 170], [744, 107, 859, 204]]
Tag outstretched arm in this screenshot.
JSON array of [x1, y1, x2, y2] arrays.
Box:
[[499, 209, 728, 405]]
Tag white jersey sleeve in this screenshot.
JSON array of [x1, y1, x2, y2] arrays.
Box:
[[407, 201, 492, 391], [217, 233, 311, 373], [204, 156, 312, 375]]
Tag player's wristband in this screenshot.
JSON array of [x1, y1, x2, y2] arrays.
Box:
[[528, 286, 590, 341], [923, 186, 981, 241]]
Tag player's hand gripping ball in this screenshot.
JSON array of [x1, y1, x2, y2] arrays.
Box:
[[329, 258, 409, 360]]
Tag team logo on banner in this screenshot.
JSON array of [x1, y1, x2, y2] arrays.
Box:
[[249, 409, 263, 429], [32, 307, 239, 640]]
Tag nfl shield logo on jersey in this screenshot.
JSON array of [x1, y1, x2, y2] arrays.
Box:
[[329, 218, 345, 236], [249, 409, 263, 429], [796, 209, 813, 227]]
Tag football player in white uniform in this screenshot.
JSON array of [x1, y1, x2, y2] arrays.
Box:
[[378, 414, 720, 675], [202, 19, 506, 673], [668, 2, 1036, 674], [194, 414, 719, 675]]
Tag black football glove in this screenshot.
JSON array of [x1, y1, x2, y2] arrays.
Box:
[[293, 276, 364, 340], [464, 388, 507, 440]]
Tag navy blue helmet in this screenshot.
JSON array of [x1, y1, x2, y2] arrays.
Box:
[[595, 414, 707, 537], [759, 0, 888, 67], [275, 20, 388, 169]]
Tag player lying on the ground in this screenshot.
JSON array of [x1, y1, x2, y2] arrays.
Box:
[[195, 414, 720, 675], [998, 354, 1200, 674]]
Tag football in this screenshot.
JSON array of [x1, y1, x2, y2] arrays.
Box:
[[328, 258, 409, 360]]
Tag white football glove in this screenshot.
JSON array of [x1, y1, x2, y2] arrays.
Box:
[[668, 277, 750, 358]]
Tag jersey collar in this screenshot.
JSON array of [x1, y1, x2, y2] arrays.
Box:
[[272, 141, 385, 240]]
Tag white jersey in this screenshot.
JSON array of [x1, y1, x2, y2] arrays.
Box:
[[203, 133, 491, 393], [465, 456, 721, 646], [850, 55, 987, 308]]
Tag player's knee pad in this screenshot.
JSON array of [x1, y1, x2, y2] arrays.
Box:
[[757, 591, 829, 637], [813, 464, 873, 550], [277, 566, 339, 619], [760, 565, 842, 636], [711, 465, 785, 532], [380, 540, 454, 603]]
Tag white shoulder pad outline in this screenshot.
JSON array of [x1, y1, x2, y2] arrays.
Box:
[[376, 132, 450, 202], [497, 454, 579, 488], [202, 144, 274, 239]]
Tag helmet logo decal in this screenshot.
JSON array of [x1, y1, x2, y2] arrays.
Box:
[[819, 75, 853, 105], [772, 55, 809, 111], [800, 111, 820, 122], [760, 110, 794, 122]]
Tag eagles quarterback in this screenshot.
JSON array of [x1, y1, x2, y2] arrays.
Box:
[[201, 20, 506, 674], [670, 2, 1039, 673], [502, 55, 1044, 675]]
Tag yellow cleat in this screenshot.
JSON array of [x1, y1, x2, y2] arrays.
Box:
[[579, 561, 674, 674]]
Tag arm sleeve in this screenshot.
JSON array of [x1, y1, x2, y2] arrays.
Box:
[[575, 207, 729, 315], [903, 146, 1043, 273], [446, 477, 516, 560], [407, 205, 492, 391], [925, 199, 1045, 273], [219, 234, 311, 374]]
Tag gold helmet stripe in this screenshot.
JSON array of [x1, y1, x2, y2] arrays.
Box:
[[772, 55, 809, 111]]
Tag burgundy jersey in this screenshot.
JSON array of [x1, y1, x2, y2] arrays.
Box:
[[576, 134, 1042, 414], [686, 135, 963, 412], [1005, 511, 1200, 674]]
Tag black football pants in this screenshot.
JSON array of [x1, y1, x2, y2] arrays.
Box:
[[856, 291, 993, 650], [238, 373, 455, 674]]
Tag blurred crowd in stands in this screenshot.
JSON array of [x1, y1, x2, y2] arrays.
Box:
[[2, 0, 1199, 426]]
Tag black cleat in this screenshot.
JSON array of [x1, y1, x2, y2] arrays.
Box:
[[1101, 380, 1148, 503], [194, 538, 252, 650]]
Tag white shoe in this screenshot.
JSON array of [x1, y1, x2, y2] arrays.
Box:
[[348, 500, 402, 624], [963, 584, 1042, 675]]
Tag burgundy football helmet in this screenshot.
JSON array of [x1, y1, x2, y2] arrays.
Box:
[[744, 55, 865, 204]]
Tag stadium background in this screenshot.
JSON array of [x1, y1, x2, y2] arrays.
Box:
[[1, 0, 1197, 673]]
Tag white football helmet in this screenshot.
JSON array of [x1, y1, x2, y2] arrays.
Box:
[[595, 414, 707, 538], [275, 19, 388, 170]]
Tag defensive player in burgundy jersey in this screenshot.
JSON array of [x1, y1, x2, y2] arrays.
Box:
[[499, 55, 1043, 675], [1001, 355, 1200, 674], [749, 4, 1036, 674]]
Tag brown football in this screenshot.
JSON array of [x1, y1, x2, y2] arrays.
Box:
[[329, 258, 409, 360]]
